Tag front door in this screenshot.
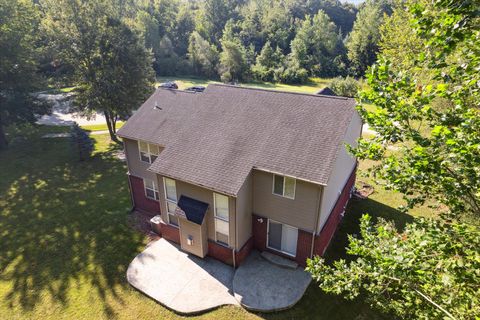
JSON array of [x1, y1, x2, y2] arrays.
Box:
[[267, 220, 298, 256]]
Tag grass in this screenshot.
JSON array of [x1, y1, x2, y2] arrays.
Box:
[[0, 125, 437, 319], [157, 76, 331, 94], [80, 122, 124, 132]]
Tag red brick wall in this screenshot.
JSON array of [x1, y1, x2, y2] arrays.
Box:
[[235, 237, 254, 266], [129, 175, 161, 214], [295, 229, 313, 266], [159, 222, 180, 244], [252, 214, 267, 251], [208, 241, 234, 265], [313, 166, 356, 256]]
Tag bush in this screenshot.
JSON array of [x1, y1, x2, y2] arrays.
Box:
[[274, 66, 308, 84], [329, 76, 359, 97], [70, 124, 94, 161]]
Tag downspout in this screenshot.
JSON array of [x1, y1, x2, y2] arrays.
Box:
[[311, 186, 324, 258], [232, 197, 237, 269], [122, 138, 136, 211]]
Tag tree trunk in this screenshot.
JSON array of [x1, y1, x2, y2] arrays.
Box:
[[0, 119, 8, 150], [104, 111, 120, 143]]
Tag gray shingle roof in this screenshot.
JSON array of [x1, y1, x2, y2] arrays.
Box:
[[117, 84, 357, 196]]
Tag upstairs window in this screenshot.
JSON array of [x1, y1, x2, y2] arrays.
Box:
[[273, 174, 296, 199], [139, 141, 159, 163], [144, 179, 159, 200]]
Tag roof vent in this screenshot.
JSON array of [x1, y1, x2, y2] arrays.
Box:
[[154, 100, 162, 110]]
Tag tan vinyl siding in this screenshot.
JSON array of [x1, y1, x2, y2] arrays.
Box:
[[179, 218, 207, 257], [252, 170, 320, 232], [318, 111, 362, 232], [123, 138, 162, 181], [157, 176, 236, 248], [235, 172, 253, 249]]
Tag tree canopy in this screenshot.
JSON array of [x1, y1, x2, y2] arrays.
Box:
[[0, 0, 49, 149]]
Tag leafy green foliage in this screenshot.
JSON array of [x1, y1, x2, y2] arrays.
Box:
[[307, 214, 480, 319], [188, 31, 220, 78], [219, 36, 248, 82], [42, 0, 155, 141], [290, 11, 346, 77], [346, 1, 388, 76], [329, 76, 359, 97], [353, 0, 480, 217], [0, 0, 49, 148]]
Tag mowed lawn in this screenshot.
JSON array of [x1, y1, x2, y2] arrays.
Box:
[[156, 76, 332, 94], [0, 125, 435, 319]]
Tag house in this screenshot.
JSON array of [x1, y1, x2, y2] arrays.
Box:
[[117, 84, 362, 267]]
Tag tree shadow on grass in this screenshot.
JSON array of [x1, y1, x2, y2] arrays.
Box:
[[0, 126, 144, 318]]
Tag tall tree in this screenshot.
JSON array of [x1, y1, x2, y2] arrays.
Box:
[[196, 0, 238, 45], [0, 0, 48, 149], [290, 11, 345, 77], [42, 0, 155, 142], [188, 32, 220, 78], [346, 1, 385, 76], [219, 30, 248, 82]]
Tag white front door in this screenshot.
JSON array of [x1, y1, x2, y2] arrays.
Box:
[[267, 220, 298, 256]]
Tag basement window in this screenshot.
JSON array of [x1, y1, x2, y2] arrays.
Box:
[[272, 174, 296, 199]]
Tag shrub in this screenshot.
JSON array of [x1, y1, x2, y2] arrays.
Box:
[[329, 76, 359, 97]]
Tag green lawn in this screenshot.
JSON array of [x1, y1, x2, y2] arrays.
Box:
[[80, 122, 124, 132], [157, 76, 331, 94], [0, 125, 436, 319]]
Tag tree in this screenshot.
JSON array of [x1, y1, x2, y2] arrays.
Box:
[[307, 214, 480, 319], [252, 41, 285, 82], [42, 0, 155, 142], [307, 1, 480, 318], [188, 31, 220, 78], [290, 11, 345, 77], [346, 1, 385, 76], [196, 0, 238, 45], [171, 4, 195, 57], [353, 0, 480, 217], [218, 27, 248, 82], [0, 0, 49, 149], [378, 0, 424, 71]]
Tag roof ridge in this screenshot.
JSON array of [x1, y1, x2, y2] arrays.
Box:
[[209, 83, 352, 100]]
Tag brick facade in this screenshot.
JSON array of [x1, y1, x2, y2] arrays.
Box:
[[129, 175, 161, 214], [159, 222, 180, 244], [313, 167, 356, 256], [208, 240, 234, 265], [235, 237, 254, 266]]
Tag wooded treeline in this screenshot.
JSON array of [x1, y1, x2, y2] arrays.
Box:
[[40, 0, 392, 85]]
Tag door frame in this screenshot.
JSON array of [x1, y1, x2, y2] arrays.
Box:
[[266, 219, 298, 257]]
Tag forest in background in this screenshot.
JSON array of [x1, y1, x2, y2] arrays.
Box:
[[40, 0, 392, 85]]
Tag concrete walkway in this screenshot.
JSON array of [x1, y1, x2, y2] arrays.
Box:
[[233, 251, 311, 312], [127, 239, 238, 314], [127, 239, 312, 314]]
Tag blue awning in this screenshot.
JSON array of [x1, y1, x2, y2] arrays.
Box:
[[175, 195, 209, 225]]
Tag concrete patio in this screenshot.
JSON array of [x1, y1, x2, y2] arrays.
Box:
[[127, 238, 311, 314]]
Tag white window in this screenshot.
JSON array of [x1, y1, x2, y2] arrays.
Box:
[[138, 141, 160, 164], [272, 174, 296, 199], [214, 193, 229, 246], [144, 179, 159, 200], [267, 219, 298, 256], [163, 178, 178, 226]]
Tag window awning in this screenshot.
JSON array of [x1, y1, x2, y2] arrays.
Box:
[[174, 195, 209, 225]]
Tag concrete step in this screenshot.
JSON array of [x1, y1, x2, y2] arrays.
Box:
[[260, 251, 298, 269]]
